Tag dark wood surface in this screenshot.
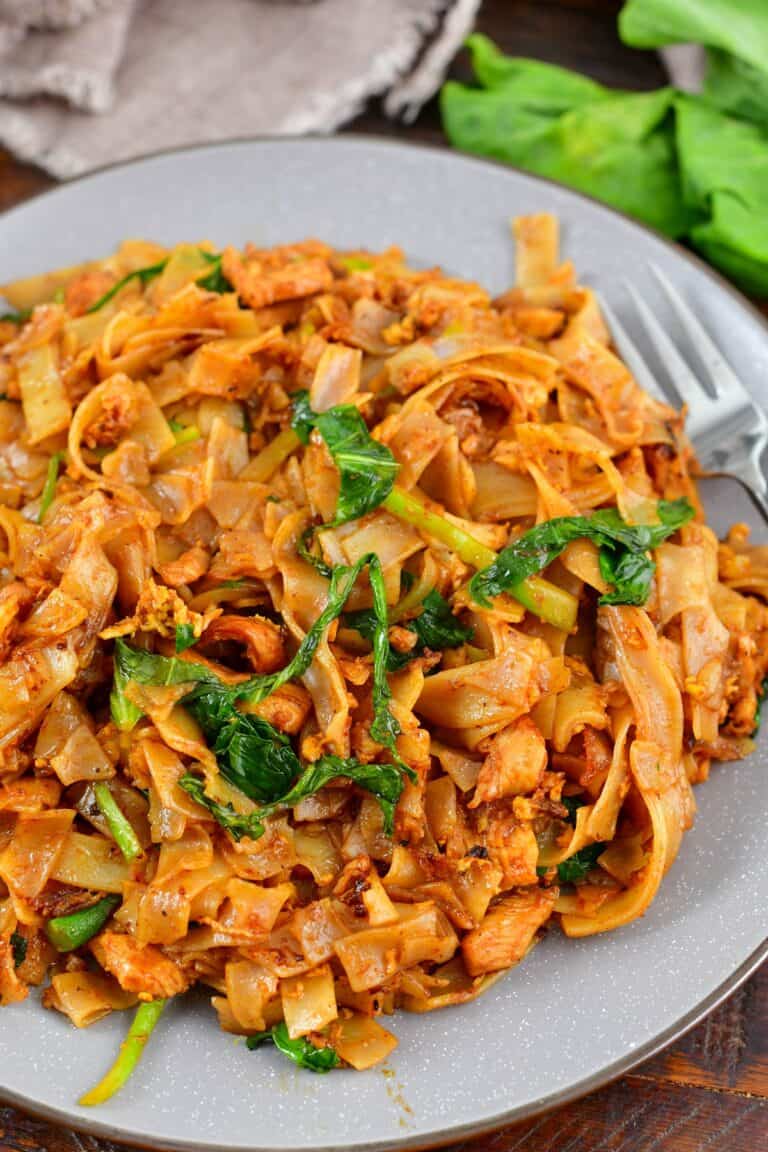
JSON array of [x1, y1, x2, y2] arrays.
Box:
[[0, 2, 765, 1150]]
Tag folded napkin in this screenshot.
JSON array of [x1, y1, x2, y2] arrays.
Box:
[[0, 0, 481, 177]]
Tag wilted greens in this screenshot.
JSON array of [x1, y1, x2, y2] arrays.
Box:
[[291, 390, 399, 526], [556, 843, 606, 883], [470, 498, 695, 608], [246, 1021, 340, 1072], [441, 9, 768, 294], [345, 588, 473, 671]]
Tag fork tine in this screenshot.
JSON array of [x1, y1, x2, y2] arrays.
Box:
[[595, 291, 668, 404], [648, 263, 744, 401], [622, 281, 716, 416]]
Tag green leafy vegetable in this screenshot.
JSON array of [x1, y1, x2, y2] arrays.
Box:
[[178, 773, 266, 842], [561, 794, 588, 825], [366, 555, 403, 760], [184, 688, 301, 803], [275, 756, 404, 835], [753, 675, 768, 732], [246, 1021, 340, 1073], [620, 0, 768, 126], [118, 556, 391, 706], [167, 417, 201, 447], [382, 485, 578, 631], [79, 999, 167, 1106], [10, 931, 26, 968], [45, 895, 121, 953], [441, 36, 690, 238], [115, 543, 411, 781], [116, 538, 413, 818], [440, 25, 768, 293], [291, 390, 399, 526], [675, 96, 768, 296], [174, 623, 196, 653], [85, 260, 168, 314], [196, 251, 234, 293], [181, 754, 404, 840], [113, 638, 219, 689], [37, 451, 65, 524], [0, 307, 32, 325], [93, 783, 142, 862], [339, 255, 374, 272], [556, 843, 606, 883], [110, 656, 144, 733], [345, 588, 473, 671], [470, 498, 695, 608], [290, 393, 575, 631]]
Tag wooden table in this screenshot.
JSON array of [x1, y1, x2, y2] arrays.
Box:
[[0, 1, 765, 1149]]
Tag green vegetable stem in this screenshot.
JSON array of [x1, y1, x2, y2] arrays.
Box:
[[79, 999, 167, 1106], [45, 895, 121, 953], [93, 783, 143, 862], [37, 451, 65, 524]]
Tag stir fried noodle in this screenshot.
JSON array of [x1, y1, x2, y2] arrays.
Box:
[[0, 217, 766, 1095]]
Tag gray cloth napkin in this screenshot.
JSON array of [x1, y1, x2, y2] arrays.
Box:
[[659, 44, 707, 93], [0, 0, 481, 178]]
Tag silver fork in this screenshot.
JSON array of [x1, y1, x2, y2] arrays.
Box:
[[597, 265, 768, 521]]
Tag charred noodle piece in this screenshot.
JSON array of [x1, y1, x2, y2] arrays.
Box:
[[383, 487, 578, 631], [79, 999, 167, 1106], [46, 895, 121, 953]]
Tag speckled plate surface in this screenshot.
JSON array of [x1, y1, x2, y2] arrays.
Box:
[[0, 138, 766, 1152]]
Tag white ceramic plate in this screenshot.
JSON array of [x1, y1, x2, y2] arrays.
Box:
[[0, 138, 766, 1152]]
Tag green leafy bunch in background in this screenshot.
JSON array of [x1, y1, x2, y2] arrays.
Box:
[[441, 1, 768, 295]]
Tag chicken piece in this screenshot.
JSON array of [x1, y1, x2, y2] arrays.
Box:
[[0, 581, 34, 660], [461, 888, 557, 977], [30, 886, 103, 919], [64, 270, 116, 317], [91, 931, 190, 998], [222, 241, 333, 310], [508, 306, 565, 340], [208, 529, 276, 581], [156, 545, 210, 588], [100, 579, 219, 644], [470, 717, 547, 808], [246, 682, 312, 735], [201, 614, 285, 674], [485, 809, 540, 888], [83, 386, 138, 449]]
